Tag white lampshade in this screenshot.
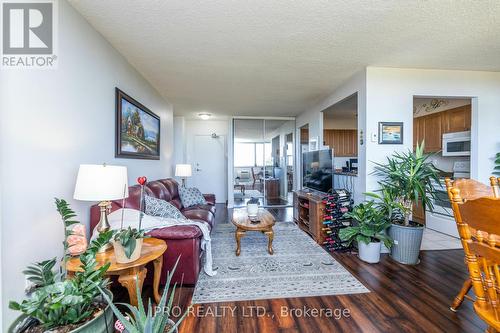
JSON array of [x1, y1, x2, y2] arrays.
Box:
[[175, 164, 192, 177], [74, 164, 129, 201]]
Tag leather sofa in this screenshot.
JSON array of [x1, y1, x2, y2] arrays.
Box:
[[90, 178, 216, 285]]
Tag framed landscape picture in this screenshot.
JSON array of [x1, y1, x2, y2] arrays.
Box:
[[115, 88, 160, 159], [378, 122, 403, 144]]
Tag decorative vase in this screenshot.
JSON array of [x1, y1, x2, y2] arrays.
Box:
[[388, 223, 424, 265], [112, 239, 143, 264], [358, 241, 381, 263], [247, 203, 259, 216]]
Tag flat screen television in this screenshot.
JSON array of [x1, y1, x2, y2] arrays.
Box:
[[302, 149, 333, 193]]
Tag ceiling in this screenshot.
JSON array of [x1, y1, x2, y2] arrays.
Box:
[[69, 1, 500, 118]]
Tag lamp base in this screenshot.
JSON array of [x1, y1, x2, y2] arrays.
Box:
[[181, 178, 186, 188], [96, 201, 113, 252]]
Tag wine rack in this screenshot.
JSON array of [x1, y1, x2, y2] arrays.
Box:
[[322, 189, 353, 252]]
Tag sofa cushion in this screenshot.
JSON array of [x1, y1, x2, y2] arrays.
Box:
[[179, 187, 207, 208], [146, 181, 172, 201], [147, 225, 202, 240], [182, 209, 215, 229], [145, 195, 185, 220], [183, 204, 216, 216]]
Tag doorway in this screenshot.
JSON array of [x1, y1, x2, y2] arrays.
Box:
[[321, 93, 358, 193], [412, 96, 472, 236], [233, 118, 295, 207], [192, 134, 227, 202]]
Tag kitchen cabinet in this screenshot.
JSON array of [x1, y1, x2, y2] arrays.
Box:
[[442, 105, 471, 133], [413, 117, 426, 150], [413, 104, 471, 153], [323, 129, 357, 157], [423, 112, 443, 153]]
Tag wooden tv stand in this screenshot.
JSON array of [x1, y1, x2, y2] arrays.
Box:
[[293, 190, 325, 244]]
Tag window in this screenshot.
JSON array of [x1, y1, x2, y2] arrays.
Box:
[[286, 142, 293, 166], [234, 143, 255, 167], [234, 142, 272, 167]]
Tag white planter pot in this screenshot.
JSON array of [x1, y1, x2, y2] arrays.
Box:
[[112, 239, 143, 264], [358, 241, 381, 263], [247, 204, 259, 216]]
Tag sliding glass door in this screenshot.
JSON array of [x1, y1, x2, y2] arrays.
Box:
[[233, 118, 295, 207]]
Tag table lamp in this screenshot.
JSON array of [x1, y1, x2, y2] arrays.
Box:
[[175, 164, 192, 187], [74, 164, 129, 251]]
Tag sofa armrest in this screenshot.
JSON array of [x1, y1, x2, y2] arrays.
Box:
[[203, 194, 216, 205]]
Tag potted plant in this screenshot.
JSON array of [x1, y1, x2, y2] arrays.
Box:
[[371, 142, 440, 265], [112, 227, 148, 264], [494, 151, 500, 175], [339, 201, 393, 263], [99, 257, 190, 333], [9, 199, 114, 333]]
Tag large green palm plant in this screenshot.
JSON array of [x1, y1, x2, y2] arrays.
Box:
[[372, 142, 440, 226]]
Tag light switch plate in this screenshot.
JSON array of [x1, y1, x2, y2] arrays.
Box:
[[371, 132, 377, 142]]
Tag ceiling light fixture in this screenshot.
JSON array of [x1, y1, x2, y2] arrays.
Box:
[[198, 113, 211, 120]]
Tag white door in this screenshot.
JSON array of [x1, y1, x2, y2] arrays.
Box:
[[192, 135, 227, 203]]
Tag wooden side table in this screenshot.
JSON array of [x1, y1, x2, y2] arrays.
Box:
[[66, 238, 167, 306]]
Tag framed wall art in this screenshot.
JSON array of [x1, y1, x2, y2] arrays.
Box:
[[115, 88, 160, 159], [378, 122, 403, 144]]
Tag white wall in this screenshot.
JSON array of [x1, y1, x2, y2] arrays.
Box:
[[296, 70, 366, 203], [0, 1, 173, 328], [365, 67, 500, 191]]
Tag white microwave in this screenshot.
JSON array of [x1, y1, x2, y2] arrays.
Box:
[[442, 131, 471, 156]]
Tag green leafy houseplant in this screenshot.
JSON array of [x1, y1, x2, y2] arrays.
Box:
[[55, 198, 82, 277], [10, 231, 113, 330], [339, 201, 393, 249], [9, 199, 113, 332], [99, 257, 190, 333], [494, 152, 500, 176], [113, 227, 148, 259], [372, 141, 440, 226]]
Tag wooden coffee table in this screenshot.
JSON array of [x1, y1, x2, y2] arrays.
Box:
[[232, 208, 276, 256], [66, 238, 167, 307]]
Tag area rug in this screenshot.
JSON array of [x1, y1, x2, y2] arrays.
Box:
[[192, 222, 369, 303]]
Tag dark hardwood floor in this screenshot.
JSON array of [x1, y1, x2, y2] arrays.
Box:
[[137, 204, 486, 332]]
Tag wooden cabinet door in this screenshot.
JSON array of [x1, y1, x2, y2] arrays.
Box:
[[352, 130, 358, 156], [342, 130, 350, 156], [326, 129, 358, 157], [423, 112, 443, 153], [443, 105, 471, 133], [333, 130, 342, 156]]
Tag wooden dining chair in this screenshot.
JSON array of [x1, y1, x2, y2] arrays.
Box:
[[446, 177, 499, 312], [450, 187, 500, 332]]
